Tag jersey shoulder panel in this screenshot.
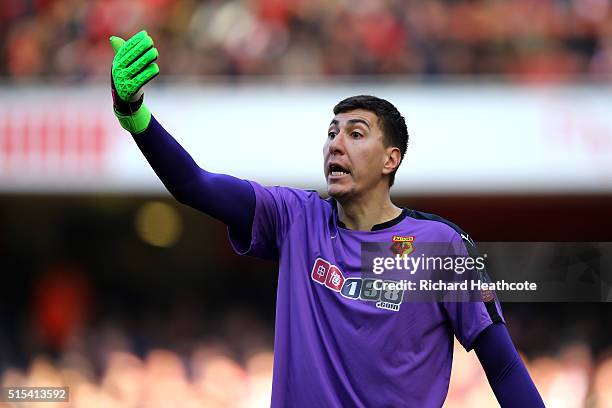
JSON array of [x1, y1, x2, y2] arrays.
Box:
[[408, 210, 503, 324], [406, 209, 477, 250], [268, 186, 325, 207], [269, 187, 333, 226]]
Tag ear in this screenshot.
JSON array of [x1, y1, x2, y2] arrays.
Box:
[[382, 146, 402, 176]]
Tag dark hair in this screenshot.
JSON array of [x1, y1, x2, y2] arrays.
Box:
[[333, 95, 409, 187]]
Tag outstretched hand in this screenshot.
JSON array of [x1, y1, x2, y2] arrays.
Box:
[[110, 30, 159, 103]]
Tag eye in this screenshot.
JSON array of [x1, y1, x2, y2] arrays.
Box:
[[351, 131, 363, 139], [328, 131, 337, 139]]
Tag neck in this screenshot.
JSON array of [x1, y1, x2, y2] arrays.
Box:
[[336, 186, 402, 231]]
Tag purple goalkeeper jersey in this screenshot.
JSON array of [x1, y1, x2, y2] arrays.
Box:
[[229, 182, 503, 408]]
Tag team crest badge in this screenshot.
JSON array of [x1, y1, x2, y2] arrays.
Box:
[[390, 235, 415, 256]]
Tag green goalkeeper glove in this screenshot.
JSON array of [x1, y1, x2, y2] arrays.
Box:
[[110, 30, 159, 134]]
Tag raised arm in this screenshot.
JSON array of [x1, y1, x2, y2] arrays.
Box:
[[109, 31, 255, 245], [133, 115, 255, 238]]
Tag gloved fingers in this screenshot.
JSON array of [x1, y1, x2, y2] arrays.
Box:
[[128, 47, 159, 79], [122, 35, 154, 68], [115, 30, 153, 68], [133, 63, 160, 89], [115, 30, 147, 58]]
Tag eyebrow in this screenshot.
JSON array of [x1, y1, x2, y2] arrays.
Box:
[[329, 118, 371, 129]]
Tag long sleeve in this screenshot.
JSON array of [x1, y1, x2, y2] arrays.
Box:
[[474, 323, 545, 407], [131, 116, 255, 245]]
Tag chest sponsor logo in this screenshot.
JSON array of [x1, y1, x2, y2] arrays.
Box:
[[311, 257, 404, 312]]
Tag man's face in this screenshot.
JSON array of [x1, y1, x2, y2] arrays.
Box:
[[323, 109, 394, 200]]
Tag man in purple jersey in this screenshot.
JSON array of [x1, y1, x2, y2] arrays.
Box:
[[110, 31, 545, 407]]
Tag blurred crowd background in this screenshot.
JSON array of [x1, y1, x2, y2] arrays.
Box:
[[2, 0, 612, 82], [1, 0, 612, 407]]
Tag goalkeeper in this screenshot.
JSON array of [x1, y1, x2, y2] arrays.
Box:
[[110, 31, 544, 407]]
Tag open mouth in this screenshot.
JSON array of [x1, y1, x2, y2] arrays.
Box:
[[329, 163, 350, 177]]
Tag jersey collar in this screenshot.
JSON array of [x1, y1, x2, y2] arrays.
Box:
[[328, 198, 409, 231]]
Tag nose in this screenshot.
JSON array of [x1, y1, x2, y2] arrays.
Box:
[[328, 131, 346, 156]]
